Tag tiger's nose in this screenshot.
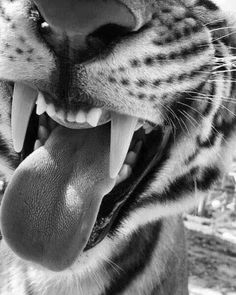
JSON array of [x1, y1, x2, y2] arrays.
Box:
[[33, 0, 136, 36]]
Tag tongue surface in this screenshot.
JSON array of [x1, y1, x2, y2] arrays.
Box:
[[0, 124, 115, 271]]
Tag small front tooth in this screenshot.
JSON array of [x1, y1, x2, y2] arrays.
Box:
[[145, 128, 153, 134], [86, 108, 102, 127], [116, 164, 132, 184], [135, 121, 143, 131], [34, 140, 42, 151], [46, 104, 56, 117], [56, 109, 65, 121], [125, 151, 137, 166], [143, 123, 154, 134], [67, 111, 76, 122], [12, 83, 38, 153], [38, 126, 49, 142], [36, 92, 47, 115], [76, 110, 86, 123]]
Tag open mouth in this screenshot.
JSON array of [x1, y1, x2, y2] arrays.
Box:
[[0, 81, 171, 272], [2, 80, 171, 271], [0, 6, 172, 271]]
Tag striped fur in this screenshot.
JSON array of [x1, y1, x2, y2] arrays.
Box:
[[0, 0, 236, 294]]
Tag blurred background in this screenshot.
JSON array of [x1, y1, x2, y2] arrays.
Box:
[[186, 159, 236, 295]]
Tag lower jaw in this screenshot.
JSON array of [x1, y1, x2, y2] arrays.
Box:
[[21, 112, 167, 252], [15, 88, 169, 254]]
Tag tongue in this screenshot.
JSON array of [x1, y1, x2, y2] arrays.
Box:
[[0, 124, 115, 271]]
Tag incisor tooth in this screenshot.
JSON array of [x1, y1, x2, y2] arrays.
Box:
[[12, 83, 38, 153], [46, 104, 56, 117], [56, 110, 65, 121], [87, 108, 102, 127], [67, 112, 76, 122], [36, 92, 47, 115], [76, 110, 86, 123], [110, 113, 138, 178]]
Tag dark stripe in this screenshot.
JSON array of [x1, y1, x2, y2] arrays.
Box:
[[0, 133, 19, 168], [202, 82, 216, 116], [213, 31, 231, 48], [197, 166, 221, 190], [150, 41, 210, 65], [185, 148, 200, 165], [152, 25, 203, 46], [207, 20, 227, 31], [215, 117, 236, 140], [196, 127, 218, 148], [196, 0, 219, 11], [103, 221, 162, 295], [135, 166, 220, 208]]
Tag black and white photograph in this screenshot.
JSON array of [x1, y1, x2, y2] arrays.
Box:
[[0, 0, 236, 294]]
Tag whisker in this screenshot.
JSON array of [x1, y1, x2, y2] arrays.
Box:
[[212, 30, 236, 42], [204, 18, 226, 26], [209, 26, 236, 32]]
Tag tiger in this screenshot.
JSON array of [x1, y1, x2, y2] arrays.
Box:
[[0, 0, 235, 294]]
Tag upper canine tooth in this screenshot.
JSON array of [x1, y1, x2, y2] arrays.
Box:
[[87, 108, 102, 127], [143, 122, 154, 134], [46, 104, 56, 118], [110, 113, 138, 178], [12, 83, 38, 153], [75, 110, 86, 123], [36, 92, 47, 115]]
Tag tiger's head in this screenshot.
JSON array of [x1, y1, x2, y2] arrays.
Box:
[[0, 0, 235, 277]]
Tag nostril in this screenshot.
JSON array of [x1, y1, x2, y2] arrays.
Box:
[[88, 24, 131, 47], [32, 0, 136, 36], [31, 1, 136, 62]]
